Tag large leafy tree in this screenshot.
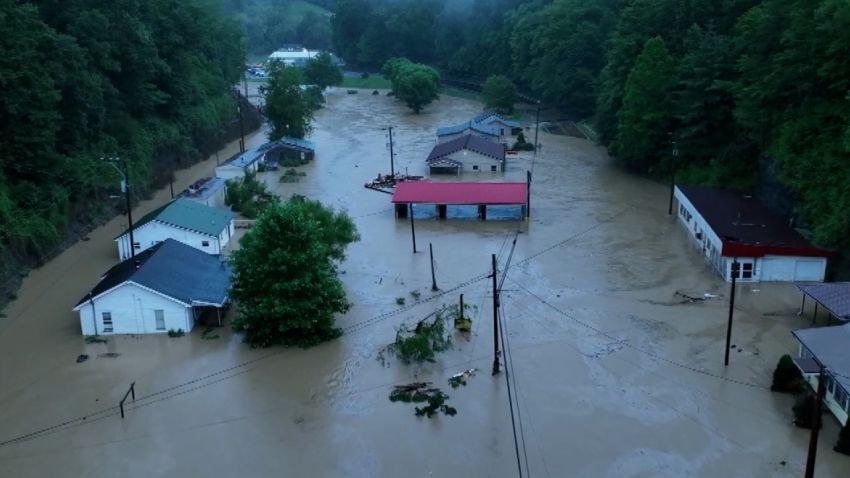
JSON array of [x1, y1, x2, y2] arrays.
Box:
[[611, 36, 677, 171], [265, 62, 316, 139], [482, 75, 517, 115], [382, 58, 440, 113], [303, 52, 343, 89], [229, 197, 360, 348]]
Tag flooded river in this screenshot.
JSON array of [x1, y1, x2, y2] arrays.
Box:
[[0, 90, 847, 477]]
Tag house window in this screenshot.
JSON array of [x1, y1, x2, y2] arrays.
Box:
[[102, 312, 113, 333], [202, 240, 210, 247], [500, 128, 505, 135], [490, 165, 497, 172], [731, 261, 754, 280], [155, 310, 165, 330], [472, 165, 479, 171], [133, 242, 141, 249]]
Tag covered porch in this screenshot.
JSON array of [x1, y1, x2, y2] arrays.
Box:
[[796, 282, 850, 325]]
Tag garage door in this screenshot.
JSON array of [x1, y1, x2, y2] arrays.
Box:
[[761, 257, 825, 282], [793, 260, 825, 281], [761, 257, 794, 281]]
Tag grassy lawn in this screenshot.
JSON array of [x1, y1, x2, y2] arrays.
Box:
[[440, 86, 481, 102], [340, 74, 393, 89]]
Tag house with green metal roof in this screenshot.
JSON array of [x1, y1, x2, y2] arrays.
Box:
[[115, 199, 235, 260]]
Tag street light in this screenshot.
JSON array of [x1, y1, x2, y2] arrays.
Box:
[[103, 156, 135, 259]]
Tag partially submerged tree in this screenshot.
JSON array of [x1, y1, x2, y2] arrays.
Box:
[[482, 74, 516, 115], [303, 51, 343, 89], [770, 354, 806, 393], [229, 196, 359, 347], [835, 421, 850, 455], [225, 171, 273, 219], [264, 62, 316, 139], [382, 57, 440, 113]]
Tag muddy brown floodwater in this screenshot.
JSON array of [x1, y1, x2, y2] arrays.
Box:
[[1, 90, 848, 478]]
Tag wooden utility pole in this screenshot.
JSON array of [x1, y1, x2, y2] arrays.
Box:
[[668, 137, 678, 215], [409, 203, 417, 253], [533, 100, 541, 157], [526, 171, 532, 219], [491, 254, 500, 376], [429, 243, 438, 291], [387, 126, 395, 177], [804, 365, 826, 478], [724, 259, 738, 366]]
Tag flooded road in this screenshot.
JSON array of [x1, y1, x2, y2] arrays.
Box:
[[1, 90, 848, 477]]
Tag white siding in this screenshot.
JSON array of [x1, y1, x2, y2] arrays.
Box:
[[445, 150, 504, 173], [77, 283, 191, 335], [116, 220, 232, 259], [674, 187, 727, 277], [215, 161, 259, 181], [760, 256, 826, 282]]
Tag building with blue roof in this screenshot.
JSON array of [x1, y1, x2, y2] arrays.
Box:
[[215, 138, 316, 180], [472, 112, 522, 142], [74, 239, 232, 335], [435, 121, 500, 144], [114, 199, 235, 260]]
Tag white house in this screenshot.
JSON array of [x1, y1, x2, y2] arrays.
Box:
[[268, 46, 315, 65], [181, 177, 227, 209], [215, 148, 263, 180], [436, 121, 500, 144], [472, 112, 521, 142], [74, 239, 231, 335], [426, 134, 506, 175], [115, 199, 235, 260], [674, 185, 832, 282], [792, 324, 850, 426]]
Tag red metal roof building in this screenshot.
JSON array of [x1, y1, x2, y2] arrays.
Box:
[[391, 180, 528, 220]]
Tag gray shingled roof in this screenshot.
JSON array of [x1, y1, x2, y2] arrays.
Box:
[[792, 324, 850, 393], [118, 199, 233, 239], [426, 134, 505, 163], [472, 112, 521, 129], [796, 282, 850, 322], [75, 239, 231, 308]]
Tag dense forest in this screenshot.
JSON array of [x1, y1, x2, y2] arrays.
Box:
[[221, 0, 333, 55], [0, 0, 244, 278], [332, 0, 850, 258]]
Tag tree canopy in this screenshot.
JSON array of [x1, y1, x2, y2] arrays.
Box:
[[303, 52, 343, 89], [482, 75, 517, 115], [229, 196, 360, 348], [0, 0, 242, 258], [382, 58, 441, 114], [264, 62, 317, 139]]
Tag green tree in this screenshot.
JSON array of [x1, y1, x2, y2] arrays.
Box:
[[382, 58, 440, 113], [482, 75, 516, 115], [265, 62, 315, 139], [303, 52, 343, 89], [510, 0, 620, 118], [612, 36, 677, 171], [229, 197, 360, 347]]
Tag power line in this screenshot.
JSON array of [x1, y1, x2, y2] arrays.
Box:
[[0, 211, 633, 448], [507, 276, 763, 388]]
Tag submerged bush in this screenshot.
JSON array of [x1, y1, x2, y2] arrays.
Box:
[[771, 354, 807, 393]]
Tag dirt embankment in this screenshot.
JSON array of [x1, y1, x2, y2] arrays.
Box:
[[0, 95, 263, 308]]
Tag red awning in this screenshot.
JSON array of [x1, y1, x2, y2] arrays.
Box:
[[391, 180, 527, 205]]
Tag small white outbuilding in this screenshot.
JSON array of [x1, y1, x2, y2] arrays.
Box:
[[115, 199, 234, 260], [74, 239, 231, 335]]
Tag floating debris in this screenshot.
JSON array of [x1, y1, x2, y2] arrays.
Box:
[[448, 368, 477, 389], [76, 354, 89, 363], [97, 353, 120, 359], [389, 383, 456, 418]]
